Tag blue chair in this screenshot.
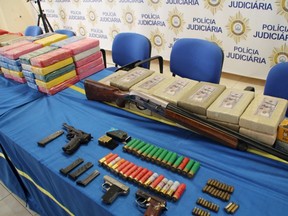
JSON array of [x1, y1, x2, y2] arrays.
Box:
[[54, 29, 76, 37], [264, 62, 288, 116], [107, 32, 152, 71], [24, 26, 43, 36], [170, 38, 224, 84]]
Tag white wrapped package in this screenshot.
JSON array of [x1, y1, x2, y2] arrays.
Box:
[[239, 127, 277, 146]]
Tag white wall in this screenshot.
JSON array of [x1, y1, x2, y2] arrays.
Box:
[[0, 0, 36, 33]]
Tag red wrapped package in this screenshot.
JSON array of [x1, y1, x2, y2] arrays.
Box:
[[62, 38, 99, 55]]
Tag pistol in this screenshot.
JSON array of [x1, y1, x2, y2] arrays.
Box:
[[102, 175, 129, 204], [136, 189, 167, 216], [62, 123, 92, 155]]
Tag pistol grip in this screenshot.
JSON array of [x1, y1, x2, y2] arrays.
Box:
[[102, 185, 123, 204], [62, 136, 81, 155], [145, 201, 166, 216]]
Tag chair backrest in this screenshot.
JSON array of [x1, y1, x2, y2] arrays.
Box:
[[24, 26, 43, 36], [170, 38, 224, 84], [264, 62, 288, 116], [112, 32, 151, 69], [54, 29, 76, 37]]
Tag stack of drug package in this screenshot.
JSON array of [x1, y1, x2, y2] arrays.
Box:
[[177, 82, 226, 118], [61, 38, 105, 79], [239, 95, 288, 146], [0, 40, 43, 82], [0, 33, 23, 47], [206, 89, 255, 132], [28, 45, 78, 95]]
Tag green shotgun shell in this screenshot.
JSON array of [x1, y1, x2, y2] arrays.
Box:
[[167, 153, 178, 166], [123, 138, 137, 150], [137, 143, 151, 155], [147, 146, 159, 159], [162, 151, 173, 164], [132, 141, 146, 152], [188, 161, 200, 178], [152, 148, 164, 160], [183, 159, 195, 173], [126, 139, 141, 151], [156, 149, 168, 163], [172, 156, 184, 169], [142, 144, 155, 157]]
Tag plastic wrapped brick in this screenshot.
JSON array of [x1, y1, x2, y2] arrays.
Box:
[[4, 43, 43, 60], [31, 57, 73, 75], [74, 51, 102, 68], [76, 57, 103, 74], [34, 34, 68, 46], [62, 38, 100, 55], [73, 46, 100, 62], [19, 46, 58, 65], [50, 36, 84, 48]]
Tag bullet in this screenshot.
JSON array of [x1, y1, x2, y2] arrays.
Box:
[[146, 146, 159, 160], [123, 164, 138, 178], [149, 175, 164, 190], [103, 154, 118, 166], [188, 161, 200, 178], [144, 172, 159, 187], [98, 152, 114, 164], [134, 168, 149, 182], [166, 181, 180, 197], [137, 143, 151, 156], [183, 159, 195, 173], [123, 138, 137, 151], [119, 162, 134, 176], [142, 144, 155, 158], [172, 183, 186, 201], [108, 156, 121, 168], [125, 139, 141, 152], [111, 158, 125, 170], [156, 150, 168, 164], [177, 157, 190, 172], [155, 178, 168, 192], [160, 180, 173, 194], [115, 160, 130, 173], [129, 167, 143, 180], [132, 141, 146, 153], [151, 148, 164, 161], [171, 156, 184, 171], [139, 170, 153, 185], [167, 153, 177, 166], [161, 151, 173, 165]]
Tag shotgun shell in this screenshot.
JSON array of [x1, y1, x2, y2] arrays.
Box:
[[125, 139, 141, 152], [103, 154, 118, 166], [160, 180, 174, 194], [183, 159, 195, 173], [151, 148, 164, 161], [144, 172, 159, 187], [172, 183, 186, 201], [171, 156, 184, 171], [111, 158, 126, 170], [129, 167, 143, 180], [132, 141, 146, 153], [98, 152, 114, 164], [162, 151, 173, 165], [123, 138, 137, 151], [149, 175, 164, 190], [115, 160, 130, 173], [167, 153, 178, 166], [139, 170, 153, 185], [142, 144, 155, 158], [155, 178, 168, 192], [156, 150, 168, 164], [188, 161, 200, 178], [137, 143, 151, 156], [119, 162, 134, 176], [177, 157, 190, 172], [107, 156, 121, 168], [123, 164, 138, 178], [146, 146, 159, 160], [166, 181, 180, 197], [134, 168, 149, 182]]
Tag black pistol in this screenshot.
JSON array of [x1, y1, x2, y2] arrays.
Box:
[[136, 189, 167, 216], [62, 123, 92, 155], [101, 175, 129, 204]]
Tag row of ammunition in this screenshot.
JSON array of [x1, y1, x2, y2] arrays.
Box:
[[123, 138, 200, 178], [225, 202, 239, 214], [206, 179, 234, 194], [202, 185, 231, 202], [196, 197, 219, 213], [99, 152, 186, 202], [192, 207, 210, 216]]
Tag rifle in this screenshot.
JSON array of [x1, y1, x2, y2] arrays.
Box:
[[84, 79, 288, 162]]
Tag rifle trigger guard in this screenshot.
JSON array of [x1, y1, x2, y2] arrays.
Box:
[[102, 182, 111, 192]]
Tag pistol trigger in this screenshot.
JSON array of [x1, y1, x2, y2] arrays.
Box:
[[135, 197, 148, 208], [102, 182, 111, 191]]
